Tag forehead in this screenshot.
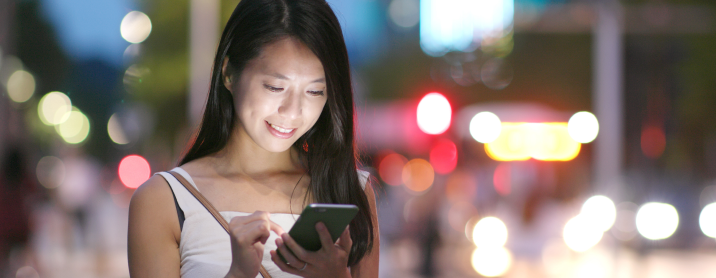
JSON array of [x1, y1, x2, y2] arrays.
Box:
[[250, 37, 325, 78]]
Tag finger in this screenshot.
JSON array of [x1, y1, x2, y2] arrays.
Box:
[[336, 225, 352, 251], [268, 220, 286, 236], [316, 222, 335, 251], [275, 238, 303, 267], [280, 233, 312, 264], [270, 250, 301, 276], [233, 220, 272, 246]]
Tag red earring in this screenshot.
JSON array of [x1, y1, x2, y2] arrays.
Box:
[[303, 141, 309, 152]]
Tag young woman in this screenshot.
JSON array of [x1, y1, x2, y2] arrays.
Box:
[[127, 0, 379, 277]]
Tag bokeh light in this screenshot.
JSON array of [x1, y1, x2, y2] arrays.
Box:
[[429, 139, 457, 174], [378, 153, 408, 186], [35, 156, 65, 189], [38, 91, 72, 125], [416, 92, 451, 135], [388, 0, 419, 28], [699, 203, 716, 238], [568, 111, 599, 143], [56, 108, 90, 144], [471, 247, 512, 277], [581, 195, 616, 232], [493, 163, 510, 196], [485, 122, 581, 161], [6, 70, 35, 103], [472, 216, 508, 248], [120, 11, 152, 44], [641, 125, 666, 159], [108, 113, 129, 145], [401, 158, 435, 192], [118, 155, 151, 189], [469, 111, 501, 143], [636, 202, 679, 240], [563, 215, 603, 252]]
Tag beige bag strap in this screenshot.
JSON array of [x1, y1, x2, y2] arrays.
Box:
[[168, 171, 273, 278]]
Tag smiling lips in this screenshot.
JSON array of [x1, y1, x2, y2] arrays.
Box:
[[266, 121, 297, 139]]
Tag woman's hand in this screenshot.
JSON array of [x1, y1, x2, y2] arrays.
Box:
[[269, 222, 352, 278], [225, 211, 286, 278]]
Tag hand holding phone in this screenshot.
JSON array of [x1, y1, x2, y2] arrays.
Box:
[[290, 203, 358, 251], [278, 203, 358, 261]]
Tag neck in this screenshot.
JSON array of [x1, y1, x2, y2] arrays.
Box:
[[209, 126, 302, 177]]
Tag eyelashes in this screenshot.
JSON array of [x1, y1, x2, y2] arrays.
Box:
[[263, 84, 324, 96]]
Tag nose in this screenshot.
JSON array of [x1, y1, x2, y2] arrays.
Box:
[[278, 89, 302, 119]]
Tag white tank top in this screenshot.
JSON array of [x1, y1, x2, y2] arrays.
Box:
[[156, 167, 370, 278]]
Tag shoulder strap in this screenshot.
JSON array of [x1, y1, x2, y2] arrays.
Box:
[[168, 171, 273, 278]]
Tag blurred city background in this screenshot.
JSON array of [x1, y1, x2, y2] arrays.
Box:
[[2, 0, 716, 277]]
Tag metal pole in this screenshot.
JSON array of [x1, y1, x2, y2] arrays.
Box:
[[593, 1, 624, 193], [189, 0, 219, 127]]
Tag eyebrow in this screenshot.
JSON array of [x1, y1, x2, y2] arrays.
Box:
[[266, 73, 325, 83]]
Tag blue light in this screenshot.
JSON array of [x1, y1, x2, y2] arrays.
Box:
[[420, 0, 514, 57]]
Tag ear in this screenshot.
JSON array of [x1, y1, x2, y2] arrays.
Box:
[[221, 57, 232, 92]]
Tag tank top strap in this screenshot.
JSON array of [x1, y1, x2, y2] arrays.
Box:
[[155, 167, 207, 220], [357, 169, 370, 191]]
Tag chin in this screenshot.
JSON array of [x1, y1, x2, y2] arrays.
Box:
[[259, 141, 297, 153]]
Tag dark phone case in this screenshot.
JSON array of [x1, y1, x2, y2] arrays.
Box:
[[279, 204, 358, 261]]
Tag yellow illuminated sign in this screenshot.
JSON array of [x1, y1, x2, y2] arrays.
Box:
[[485, 123, 581, 161]]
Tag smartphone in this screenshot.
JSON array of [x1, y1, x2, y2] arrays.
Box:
[[279, 203, 358, 260]]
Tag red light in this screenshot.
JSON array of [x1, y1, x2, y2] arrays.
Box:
[[378, 153, 408, 186], [493, 163, 510, 196], [429, 139, 458, 174], [416, 92, 452, 135], [118, 155, 151, 189], [641, 125, 665, 159]]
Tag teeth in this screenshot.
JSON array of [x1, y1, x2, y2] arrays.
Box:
[[270, 123, 293, 134]]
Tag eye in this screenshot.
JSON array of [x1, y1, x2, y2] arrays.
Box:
[[308, 90, 324, 96], [263, 84, 283, 92]]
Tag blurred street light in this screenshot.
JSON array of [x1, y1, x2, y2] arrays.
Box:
[[636, 202, 679, 240], [581, 195, 616, 232], [471, 246, 512, 277], [121, 11, 152, 44], [56, 108, 90, 144], [417, 92, 451, 135], [470, 111, 502, 143], [38, 91, 72, 125], [402, 158, 434, 193], [108, 113, 130, 145], [118, 155, 151, 189], [563, 215, 603, 252], [568, 111, 599, 143], [6, 70, 35, 103], [699, 203, 716, 238], [471, 216, 508, 248]]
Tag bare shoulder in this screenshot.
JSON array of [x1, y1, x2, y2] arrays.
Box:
[[129, 174, 180, 240], [130, 174, 175, 215], [128, 174, 182, 277]]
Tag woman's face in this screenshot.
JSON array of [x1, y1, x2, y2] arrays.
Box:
[[226, 37, 327, 153]]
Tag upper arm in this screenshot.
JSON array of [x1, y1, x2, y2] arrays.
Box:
[[351, 179, 379, 278], [128, 174, 182, 278]]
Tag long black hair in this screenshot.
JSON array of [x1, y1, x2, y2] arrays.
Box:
[[179, 0, 374, 266]]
